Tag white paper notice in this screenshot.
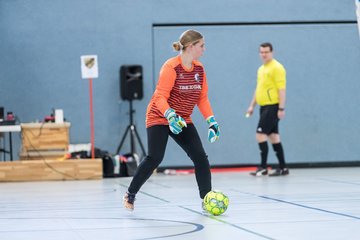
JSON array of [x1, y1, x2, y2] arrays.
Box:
[[81, 55, 99, 79]]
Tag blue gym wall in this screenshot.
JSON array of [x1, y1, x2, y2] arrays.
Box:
[[0, 0, 359, 167]]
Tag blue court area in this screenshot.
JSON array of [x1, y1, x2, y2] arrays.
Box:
[[0, 167, 359, 240]]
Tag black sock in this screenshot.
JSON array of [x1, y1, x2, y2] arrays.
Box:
[[272, 143, 286, 169], [258, 142, 268, 169]]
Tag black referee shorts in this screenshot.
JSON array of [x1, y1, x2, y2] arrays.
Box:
[[256, 104, 279, 135]]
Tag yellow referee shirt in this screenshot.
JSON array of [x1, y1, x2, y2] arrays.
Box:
[[255, 59, 286, 106]]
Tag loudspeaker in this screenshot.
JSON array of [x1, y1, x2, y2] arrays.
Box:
[[120, 65, 143, 100], [0, 107, 3, 121]]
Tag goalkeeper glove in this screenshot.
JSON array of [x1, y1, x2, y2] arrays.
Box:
[[164, 108, 187, 134], [207, 116, 220, 143]]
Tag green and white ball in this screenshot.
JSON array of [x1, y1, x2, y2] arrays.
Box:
[[203, 190, 229, 216]]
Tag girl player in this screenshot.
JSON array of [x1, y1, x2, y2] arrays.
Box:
[[123, 29, 220, 211]]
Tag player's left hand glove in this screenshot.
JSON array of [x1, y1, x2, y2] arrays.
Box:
[[206, 116, 220, 143]]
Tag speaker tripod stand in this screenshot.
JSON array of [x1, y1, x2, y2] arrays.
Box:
[[116, 100, 146, 158]]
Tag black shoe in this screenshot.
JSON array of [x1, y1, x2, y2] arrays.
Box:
[[269, 168, 289, 176], [123, 192, 136, 211], [250, 167, 268, 176], [202, 201, 207, 213]]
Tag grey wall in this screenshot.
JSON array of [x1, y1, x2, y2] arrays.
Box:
[[0, 0, 359, 167]]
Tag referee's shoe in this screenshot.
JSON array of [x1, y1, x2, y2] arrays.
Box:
[[250, 167, 268, 176], [269, 168, 289, 176]]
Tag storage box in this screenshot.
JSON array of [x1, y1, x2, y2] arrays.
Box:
[[21, 122, 70, 151], [20, 122, 70, 160]]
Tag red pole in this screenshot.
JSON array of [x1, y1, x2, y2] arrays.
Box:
[[89, 78, 95, 159]]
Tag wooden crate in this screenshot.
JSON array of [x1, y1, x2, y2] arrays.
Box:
[[21, 122, 70, 152], [0, 159, 102, 182], [19, 150, 67, 160]]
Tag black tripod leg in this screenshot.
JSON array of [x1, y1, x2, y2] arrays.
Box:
[[117, 100, 146, 157], [116, 125, 131, 154], [133, 126, 146, 156], [130, 125, 136, 155]]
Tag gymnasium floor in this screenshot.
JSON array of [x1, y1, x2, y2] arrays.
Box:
[[0, 167, 359, 240]]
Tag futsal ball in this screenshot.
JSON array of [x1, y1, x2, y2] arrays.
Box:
[[203, 190, 229, 216]]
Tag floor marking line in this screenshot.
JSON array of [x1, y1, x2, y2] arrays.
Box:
[[0, 217, 203, 240], [177, 205, 277, 240], [230, 189, 360, 221], [259, 195, 360, 220], [137, 188, 277, 240]]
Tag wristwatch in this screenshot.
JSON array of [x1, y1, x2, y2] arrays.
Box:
[[278, 108, 285, 111]]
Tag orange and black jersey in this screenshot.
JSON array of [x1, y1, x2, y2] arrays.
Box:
[[146, 55, 214, 128]]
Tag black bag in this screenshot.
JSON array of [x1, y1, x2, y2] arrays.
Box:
[[102, 154, 120, 178], [68, 147, 121, 178], [119, 153, 138, 177]]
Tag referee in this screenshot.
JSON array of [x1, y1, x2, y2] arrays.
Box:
[[246, 42, 289, 177]]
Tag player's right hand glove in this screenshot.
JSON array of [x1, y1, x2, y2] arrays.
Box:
[[207, 116, 220, 143], [164, 108, 187, 134]]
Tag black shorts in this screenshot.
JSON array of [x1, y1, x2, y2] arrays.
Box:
[[257, 104, 279, 135]]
